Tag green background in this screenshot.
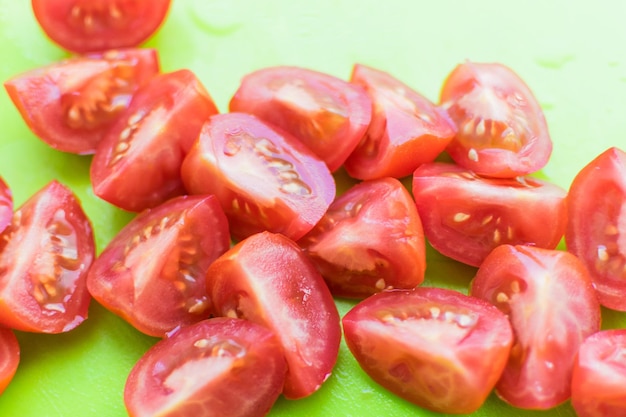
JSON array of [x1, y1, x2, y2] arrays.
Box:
[[0, 0, 623, 416]]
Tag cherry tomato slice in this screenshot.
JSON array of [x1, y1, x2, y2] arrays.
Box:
[[206, 231, 341, 399], [565, 146, 626, 310], [0, 177, 13, 235], [0, 327, 19, 395], [4, 48, 159, 155], [87, 194, 230, 337], [470, 245, 601, 409], [32, 0, 172, 53], [229, 65, 372, 172], [344, 63, 457, 180], [124, 317, 287, 417], [0, 180, 95, 333], [440, 61, 552, 178]]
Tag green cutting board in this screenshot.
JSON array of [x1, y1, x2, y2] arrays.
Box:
[[0, 1, 623, 416]]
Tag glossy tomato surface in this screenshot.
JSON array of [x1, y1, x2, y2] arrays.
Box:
[[206, 231, 341, 399], [0, 177, 13, 234], [299, 177, 426, 298], [4, 48, 159, 154], [32, 0, 172, 53], [470, 245, 601, 410], [565, 147, 626, 310], [440, 61, 552, 178], [0, 328, 19, 395]]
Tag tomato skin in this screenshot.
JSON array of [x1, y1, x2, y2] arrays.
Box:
[[4, 48, 159, 155], [229, 66, 372, 172], [32, 0, 172, 53], [87, 194, 230, 338], [565, 147, 626, 310], [344, 64, 457, 180], [440, 61, 552, 178], [91, 69, 219, 212], [0, 180, 95, 333], [0, 177, 13, 235], [0, 327, 19, 395], [298, 177, 426, 298], [342, 287, 513, 414], [181, 112, 336, 242], [124, 317, 287, 417], [206, 231, 341, 399], [412, 162, 567, 267], [470, 245, 601, 409]]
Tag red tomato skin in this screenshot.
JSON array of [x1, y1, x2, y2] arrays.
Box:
[[124, 317, 287, 417], [4, 48, 159, 155], [344, 64, 457, 180], [91, 69, 219, 212], [87, 194, 230, 338], [565, 147, 626, 310], [342, 287, 513, 414], [412, 162, 567, 267], [298, 177, 426, 298], [206, 231, 341, 399], [0, 181, 95, 333], [229, 65, 372, 172], [0, 177, 13, 235], [470, 245, 601, 409], [571, 329, 626, 417], [181, 112, 336, 242], [0, 327, 20, 395], [32, 0, 172, 53], [440, 61, 552, 178]]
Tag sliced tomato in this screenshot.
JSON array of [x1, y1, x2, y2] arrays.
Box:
[[181, 112, 336, 242], [565, 147, 626, 310], [469, 245, 601, 409], [0, 177, 13, 235], [32, 0, 172, 53], [206, 231, 341, 399], [440, 61, 552, 178], [571, 329, 626, 417], [4, 48, 159, 155], [298, 177, 426, 298], [342, 287, 512, 414], [0, 180, 95, 333], [411, 162, 567, 267], [229, 65, 372, 172], [343, 63, 457, 180], [90, 69, 219, 212], [0, 327, 19, 395], [124, 317, 287, 417], [87, 194, 230, 337]]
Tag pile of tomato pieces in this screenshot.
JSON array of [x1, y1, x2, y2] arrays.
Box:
[[1, 1, 626, 417]]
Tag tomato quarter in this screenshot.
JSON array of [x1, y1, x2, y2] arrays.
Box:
[[0, 177, 13, 235], [0, 327, 19, 395]]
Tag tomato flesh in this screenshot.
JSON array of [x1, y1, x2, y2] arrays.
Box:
[[0, 327, 19, 395], [0, 177, 13, 235]]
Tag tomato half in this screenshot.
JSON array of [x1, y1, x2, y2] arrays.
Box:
[[343, 63, 457, 180], [0, 181, 95, 333], [0, 177, 13, 235], [565, 147, 626, 310], [342, 287, 512, 414], [32, 0, 172, 53], [229, 66, 372, 172], [91, 69, 219, 212], [440, 61, 552, 178], [206, 231, 341, 399], [412, 162, 567, 267], [298, 177, 426, 298], [87, 194, 230, 338], [470, 245, 601, 409], [4, 48, 159, 155], [181, 112, 336, 242], [0, 327, 19, 395], [124, 317, 287, 417]]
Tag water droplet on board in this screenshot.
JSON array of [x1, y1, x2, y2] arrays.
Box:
[[187, 0, 249, 35], [536, 54, 575, 70]]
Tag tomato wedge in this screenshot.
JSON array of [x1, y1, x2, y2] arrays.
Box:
[[0, 327, 19, 395], [229, 65, 372, 172], [4, 48, 160, 154], [470, 245, 601, 409], [87, 194, 230, 337], [124, 317, 287, 417], [32, 0, 172, 53], [0, 180, 95, 333], [206, 231, 341, 399], [91, 69, 219, 212], [344, 63, 457, 180], [565, 147, 626, 310], [0, 177, 13, 235], [440, 61, 552, 178]]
